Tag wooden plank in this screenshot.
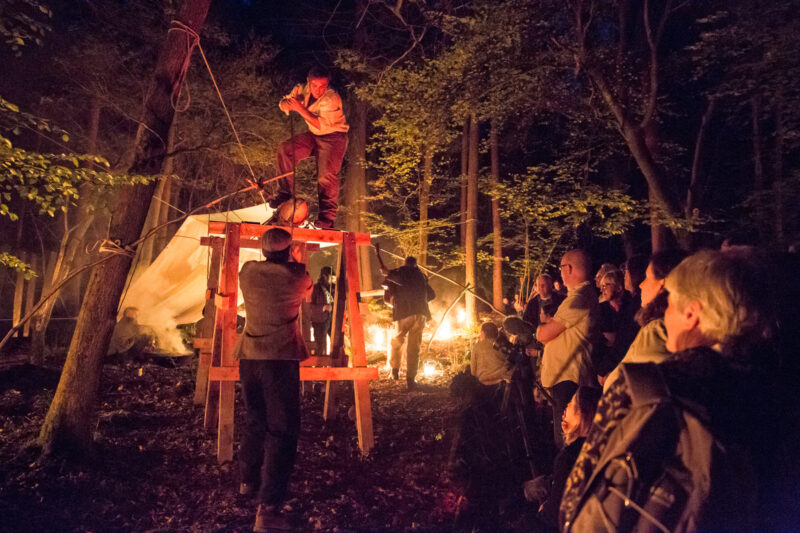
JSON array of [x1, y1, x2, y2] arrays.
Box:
[[193, 352, 211, 405], [300, 356, 334, 367], [195, 241, 221, 407], [345, 234, 368, 368], [324, 243, 347, 420], [22, 254, 37, 337], [345, 233, 375, 454], [207, 221, 370, 246], [216, 222, 240, 463], [209, 365, 378, 382], [194, 337, 212, 350], [218, 381, 235, 464], [354, 379, 375, 454], [12, 251, 25, 338]]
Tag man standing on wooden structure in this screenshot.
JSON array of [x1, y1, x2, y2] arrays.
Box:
[[383, 256, 435, 390], [271, 67, 349, 230], [237, 228, 312, 531]]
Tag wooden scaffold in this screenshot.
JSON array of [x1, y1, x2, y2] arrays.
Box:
[[193, 221, 378, 463]]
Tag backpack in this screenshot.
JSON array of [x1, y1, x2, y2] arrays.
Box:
[[566, 362, 756, 533]]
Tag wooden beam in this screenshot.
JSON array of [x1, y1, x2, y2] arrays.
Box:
[[209, 365, 378, 382], [195, 241, 221, 406], [207, 221, 370, 246], [344, 233, 374, 454], [217, 222, 240, 463]]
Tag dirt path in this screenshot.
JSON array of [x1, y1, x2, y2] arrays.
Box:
[[0, 359, 463, 532]]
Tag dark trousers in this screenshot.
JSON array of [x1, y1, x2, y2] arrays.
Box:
[[276, 131, 348, 223], [239, 359, 300, 506], [549, 380, 578, 449], [390, 314, 426, 383], [312, 316, 331, 356]]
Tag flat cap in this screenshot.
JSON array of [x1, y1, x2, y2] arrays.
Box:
[[261, 227, 292, 253]]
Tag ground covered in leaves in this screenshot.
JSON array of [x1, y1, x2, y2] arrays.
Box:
[[0, 354, 501, 532]]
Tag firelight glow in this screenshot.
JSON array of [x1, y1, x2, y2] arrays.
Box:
[[422, 360, 442, 377], [457, 308, 466, 324], [434, 318, 455, 341]]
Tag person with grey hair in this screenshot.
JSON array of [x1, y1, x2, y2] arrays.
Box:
[[561, 249, 781, 531], [237, 228, 312, 532]]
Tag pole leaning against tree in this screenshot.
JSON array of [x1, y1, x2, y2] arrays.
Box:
[[38, 0, 213, 457]]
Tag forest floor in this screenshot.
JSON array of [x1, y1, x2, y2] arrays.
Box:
[[0, 351, 538, 532]]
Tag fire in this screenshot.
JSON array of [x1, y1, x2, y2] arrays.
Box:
[[422, 360, 442, 377], [433, 318, 456, 341], [457, 308, 466, 324]]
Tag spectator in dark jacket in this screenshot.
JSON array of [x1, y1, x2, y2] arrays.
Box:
[[596, 270, 639, 377], [522, 274, 565, 329], [309, 266, 334, 356], [385, 256, 435, 389]]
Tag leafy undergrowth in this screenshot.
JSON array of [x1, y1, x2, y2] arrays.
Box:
[[0, 355, 474, 532]]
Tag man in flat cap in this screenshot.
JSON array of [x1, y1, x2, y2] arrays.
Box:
[[237, 228, 312, 531]]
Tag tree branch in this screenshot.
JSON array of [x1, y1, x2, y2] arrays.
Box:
[[641, 0, 672, 127]]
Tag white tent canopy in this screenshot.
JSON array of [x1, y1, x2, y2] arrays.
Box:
[[120, 204, 272, 352]]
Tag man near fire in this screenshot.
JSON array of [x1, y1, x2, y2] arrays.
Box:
[[383, 256, 435, 390], [272, 66, 349, 229], [236, 228, 312, 531]]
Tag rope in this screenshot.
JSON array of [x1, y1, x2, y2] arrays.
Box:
[[168, 20, 270, 214], [166, 21, 198, 112]]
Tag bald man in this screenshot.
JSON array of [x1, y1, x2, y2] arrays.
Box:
[[536, 249, 600, 447]]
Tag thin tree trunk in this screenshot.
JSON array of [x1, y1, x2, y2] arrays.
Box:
[[465, 112, 479, 326], [460, 117, 468, 249], [344, 96, 373, 290], [29, 98, 103, 363], [38, 0, 212, 457], [751, 96, 766, 240], [773, 95, 784, 247], [681, 97, 716, 249], [418, 147, 432, 267], [489, 119, 503, 311]]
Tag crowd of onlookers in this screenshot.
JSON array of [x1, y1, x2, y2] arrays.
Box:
[[453, 242, 800, 532]]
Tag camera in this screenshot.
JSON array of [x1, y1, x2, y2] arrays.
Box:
[[493, 316, 537, 366]]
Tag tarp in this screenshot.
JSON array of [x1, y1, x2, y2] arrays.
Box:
[[119, 204, 273, 352]]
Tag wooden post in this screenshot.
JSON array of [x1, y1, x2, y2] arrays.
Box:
[[217, 222, 240, 463], [323, 243, 347, 420], [12, 252, 26, 338], [194, 238, 221, 405], [344, 233, 374, 453]]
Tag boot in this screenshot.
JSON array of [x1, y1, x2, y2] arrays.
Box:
[[391, 368, 399, 380], [253, 504, 290, 532]]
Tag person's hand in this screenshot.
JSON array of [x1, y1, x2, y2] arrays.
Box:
[[283, 97, 304, 112], [323, 304, 332, 312]]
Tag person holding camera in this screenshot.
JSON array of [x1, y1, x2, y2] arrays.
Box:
[[236, 228, 313, 532]]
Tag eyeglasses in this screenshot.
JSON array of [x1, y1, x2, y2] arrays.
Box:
[[601, 283, 616, 290], [559, 263, 570, 270]]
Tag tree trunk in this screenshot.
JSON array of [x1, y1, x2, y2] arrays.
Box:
[[29, 98, 102, 364], [38, 0, 212, 457], [344, 96, 373, 290], [751, 96, 766, 241], [626, 121, 676, 252], [135, 121, 177, 272], [773, 95, 785, 247], [459, 117, 468, 249], [489, 119, 503, 311], [465, 112, 479, 326], [418, 146, 432, 267]]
